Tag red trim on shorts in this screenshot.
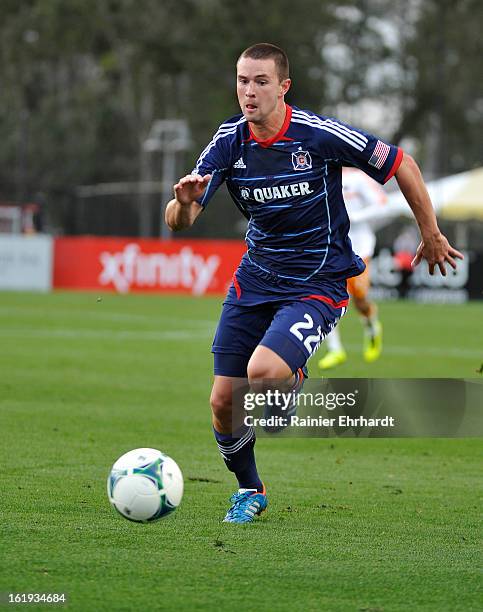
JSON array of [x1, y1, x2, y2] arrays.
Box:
[[249, 105, 292, 148], [232, 273, 241, 299], [301, 295, 349, 309], [384, 147, 404, 183]]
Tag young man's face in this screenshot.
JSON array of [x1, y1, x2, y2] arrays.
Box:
[[236, 56, 290, 124]]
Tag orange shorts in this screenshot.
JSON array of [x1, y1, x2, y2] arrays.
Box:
[[347, 258, 371, 299]]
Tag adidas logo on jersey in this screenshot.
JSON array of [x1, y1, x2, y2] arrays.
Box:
[[233, 157, 246, 169]]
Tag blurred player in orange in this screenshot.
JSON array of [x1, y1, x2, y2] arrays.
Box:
[[319, 167, 386, 369]]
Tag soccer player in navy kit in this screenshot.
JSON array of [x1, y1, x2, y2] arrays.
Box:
[[165, 43, 463, 523]]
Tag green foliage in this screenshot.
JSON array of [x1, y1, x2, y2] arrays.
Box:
[[0, 1, 481, 233], [397, 0, 483, 175]]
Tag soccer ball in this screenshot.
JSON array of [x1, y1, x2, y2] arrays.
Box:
[[107, 448, 183, 523]]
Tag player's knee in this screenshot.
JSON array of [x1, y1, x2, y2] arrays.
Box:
[[247, 360, 285, 383], [247, 361, 267, 382], [247, 345, 294, 381], [210, 389, 232, 421]]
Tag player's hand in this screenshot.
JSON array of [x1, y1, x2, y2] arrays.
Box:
[[173, 174, 212, 206], [411, 232, 464, 276]]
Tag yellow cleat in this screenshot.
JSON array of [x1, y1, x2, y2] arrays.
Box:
[[318, 349, 347, 370], [363, 321, 383, 363]]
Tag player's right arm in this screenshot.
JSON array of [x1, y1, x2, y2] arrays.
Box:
[[165, 174, 211, 231]]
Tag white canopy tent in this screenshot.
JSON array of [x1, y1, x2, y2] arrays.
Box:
[[385, 166, 483, 221]]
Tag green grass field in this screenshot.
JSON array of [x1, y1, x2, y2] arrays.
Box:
[[1, 292, 481, 611]]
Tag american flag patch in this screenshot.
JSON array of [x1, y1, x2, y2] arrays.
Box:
[[368, 140, 390, 169]]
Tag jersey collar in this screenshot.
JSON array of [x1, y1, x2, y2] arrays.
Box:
[[248, 104, 293, 148]]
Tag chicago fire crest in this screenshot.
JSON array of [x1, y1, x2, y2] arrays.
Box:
[[291, 148, 312, 171]]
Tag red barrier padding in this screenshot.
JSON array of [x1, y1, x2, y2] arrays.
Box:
[[53, 237, 246, 295]]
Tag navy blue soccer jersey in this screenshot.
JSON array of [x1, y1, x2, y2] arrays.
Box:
[[192, 104, 402, 290]]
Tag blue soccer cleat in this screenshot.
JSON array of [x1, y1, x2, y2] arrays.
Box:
[[223, 485, 268, 523]]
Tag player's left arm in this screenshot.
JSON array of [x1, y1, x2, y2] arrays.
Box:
[[395, 152, 463, 276]]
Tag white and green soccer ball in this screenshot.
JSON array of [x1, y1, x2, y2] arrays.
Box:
[[107, 448, 183, 523]]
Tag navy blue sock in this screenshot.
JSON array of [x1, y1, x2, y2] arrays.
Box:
[[213, 426, 263, 492]]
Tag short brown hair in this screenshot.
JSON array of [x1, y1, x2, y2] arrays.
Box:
[[239, 43, 290, 82]]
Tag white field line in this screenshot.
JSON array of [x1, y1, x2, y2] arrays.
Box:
[[0, 306, 216, 327], [0, 327, 480, 359], [0, 328, 214, 341]]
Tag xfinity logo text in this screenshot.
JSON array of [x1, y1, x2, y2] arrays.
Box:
[[99, 244, 220, 294]]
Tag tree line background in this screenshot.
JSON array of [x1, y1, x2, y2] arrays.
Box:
[[0, 0, 481, 237]]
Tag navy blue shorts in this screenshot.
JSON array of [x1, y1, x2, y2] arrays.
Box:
[[212, 297, 347, 377]]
